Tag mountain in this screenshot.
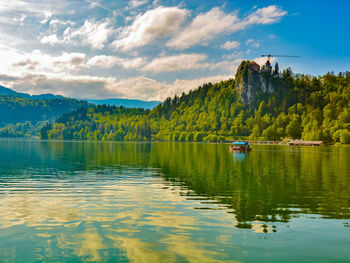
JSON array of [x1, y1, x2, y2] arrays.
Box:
[[0, 85, 91, 137], [0, 85, 64, 100], [0, 95, 90, 125], [87, 98, 160, 109], [0, 85, 19, 96], [42, 61, 350, 144]]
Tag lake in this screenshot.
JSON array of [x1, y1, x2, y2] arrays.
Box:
[[0, 139, 349, 262]]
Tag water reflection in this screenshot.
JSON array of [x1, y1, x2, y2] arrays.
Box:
[[0, 139, 350, 262], [232, 152, 248, 161], [0, 165, 236, 262]]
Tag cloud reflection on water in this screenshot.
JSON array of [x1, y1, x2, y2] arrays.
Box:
[[0, 171, 235, 262]]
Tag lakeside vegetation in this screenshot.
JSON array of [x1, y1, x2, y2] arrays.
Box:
[[41, 64, 350, 144]]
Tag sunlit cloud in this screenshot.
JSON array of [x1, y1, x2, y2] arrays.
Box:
[[87, 55, 146, 69], [112, 6, 189, 51], [142, 54, 207, 73], [0, 1, 289, 100], [167, 5, 286, 49], [220, 41, 240, 50]]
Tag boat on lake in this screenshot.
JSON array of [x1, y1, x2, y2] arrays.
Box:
[[229, 141, 251, 152]]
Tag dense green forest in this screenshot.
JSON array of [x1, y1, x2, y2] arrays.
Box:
[[41, 62, 350, 144], [0, 95, 90, 137]]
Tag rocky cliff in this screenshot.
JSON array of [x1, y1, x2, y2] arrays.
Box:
[[235, 60, 276, 104]]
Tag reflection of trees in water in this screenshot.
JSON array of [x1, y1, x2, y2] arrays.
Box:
[[1, 140, 350, 226], [148, 143, 350, 224], [62, 142, 349, 223]]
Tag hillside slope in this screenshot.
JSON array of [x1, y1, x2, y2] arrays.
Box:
[[41, 61, 350, 144]]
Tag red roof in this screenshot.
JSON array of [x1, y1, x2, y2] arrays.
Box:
[[249, 61, 260, 71]]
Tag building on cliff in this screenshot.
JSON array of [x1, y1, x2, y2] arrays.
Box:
[[235, 60, 276, 104]]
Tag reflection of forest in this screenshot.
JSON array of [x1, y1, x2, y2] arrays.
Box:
[[1, 140, 350, 225]]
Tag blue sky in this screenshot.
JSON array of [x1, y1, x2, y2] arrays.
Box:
[[0, 0, 348, 101]]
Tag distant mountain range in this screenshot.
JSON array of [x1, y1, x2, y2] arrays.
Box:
[[0, 85, 64, 100], [87, 99, 160, 109], [0, 85, 161, 109]]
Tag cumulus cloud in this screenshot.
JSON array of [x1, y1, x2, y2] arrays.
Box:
[[0, 2, 287, 102], [167, 5, 286, 49], [0, 48, 86, 76], [87, 55, 146, 69], [143, 54, 207, 73], [41, 19, 114, 50], [220, 41, 240, 50], [112, 6, 189, 52], [245, 5, 287, 24], [40, 34, 60, 45]]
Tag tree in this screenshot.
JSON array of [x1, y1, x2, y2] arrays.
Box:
[[340, 130, 350, 144], [273, 62, 279, 76], [286, 117, 302, 139]]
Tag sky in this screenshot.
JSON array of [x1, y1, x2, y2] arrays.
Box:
[[0, 0, 349, 101]]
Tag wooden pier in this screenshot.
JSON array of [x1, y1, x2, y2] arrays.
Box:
[[287, 140, 323, 146]]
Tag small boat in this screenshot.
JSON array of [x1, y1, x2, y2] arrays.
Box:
[[229, 141, 251, 152]]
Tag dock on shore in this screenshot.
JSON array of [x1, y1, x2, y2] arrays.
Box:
[[287, 140, 323, 146]]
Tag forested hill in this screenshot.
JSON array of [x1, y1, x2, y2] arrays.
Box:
[[0, 94, 90, 137], [41, 61, 350, 144]]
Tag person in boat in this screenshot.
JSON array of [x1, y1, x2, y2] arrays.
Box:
[[229, 141, 251, 151]]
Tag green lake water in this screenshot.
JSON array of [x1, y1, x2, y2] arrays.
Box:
[[0, 139, 349, 262]]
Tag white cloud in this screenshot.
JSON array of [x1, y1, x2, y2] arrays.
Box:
[[41, 18, 114, 50], [65, 19, 114, 49], [246, 39, 253, 45], [48, 19, 75, 30], [127, 0, 149, 10], [254, 56, 276, 66], [1, 73, 120, 99], [246, 38, 260, 48], [223, 51, 242, 60], [0, 48, 86, 76], [245, 5, 287, 25], [220, 41, 240, 50], [167, 5, 286, 49], [143, 54, 207, 73], [0, 1, 68, 23], [87, 55, 146, 69], [87, 0, 114, 13], [208, 59, 242, 73], [112, 6, 189, 52], [40, 34, 60, 45], [167, 7, 239, 49]]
